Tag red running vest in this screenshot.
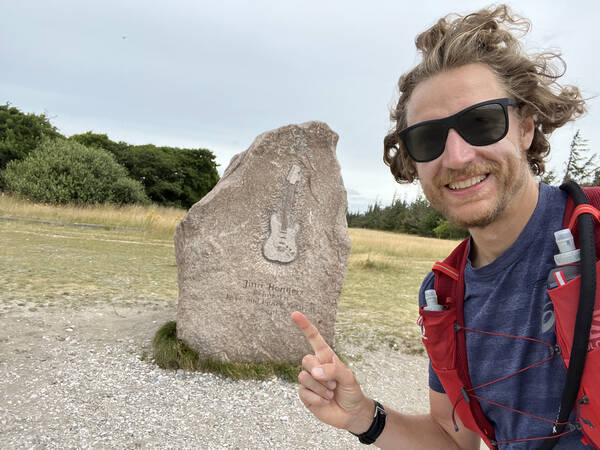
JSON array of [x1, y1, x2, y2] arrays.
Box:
[[418, 187, 600, 449]]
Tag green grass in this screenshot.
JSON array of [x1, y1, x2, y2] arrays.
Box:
[[153, 321, 301, 382], [2, 196, 462, 375], [0, 219, 177, 306], [338, 229, 460, 355]]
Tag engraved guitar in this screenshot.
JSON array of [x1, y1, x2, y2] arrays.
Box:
[[263, 164, 302, 263]]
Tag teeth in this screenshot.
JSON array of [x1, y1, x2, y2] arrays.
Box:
[[448, 175, 486, 190]]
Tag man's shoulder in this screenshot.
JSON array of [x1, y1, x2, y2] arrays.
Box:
[[540, 182, 567, 204]]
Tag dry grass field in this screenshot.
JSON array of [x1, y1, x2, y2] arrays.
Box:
[[1, 194, 461, 354], [340, 228, 459, 354], [0, 193, 184, 239]]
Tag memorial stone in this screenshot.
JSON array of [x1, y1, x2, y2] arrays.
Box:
[[174, 121, 351, 363]]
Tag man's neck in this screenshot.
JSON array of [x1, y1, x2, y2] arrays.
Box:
[[469, 177, 540, 268]]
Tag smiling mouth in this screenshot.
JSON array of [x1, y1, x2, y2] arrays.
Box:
[[447, 174, 488, 191]]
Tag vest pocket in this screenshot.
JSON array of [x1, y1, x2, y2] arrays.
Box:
[[419, 305, 457, 371], [548, 260, 600, 446], [547, 259, 600, 367], [579, 349, 600, 444], [548, 275, 581, 368]]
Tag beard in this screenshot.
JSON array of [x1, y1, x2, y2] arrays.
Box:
[[421, 152, 529, 230]]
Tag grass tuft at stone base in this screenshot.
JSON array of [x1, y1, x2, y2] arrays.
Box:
[[152, 321, 301, 383]]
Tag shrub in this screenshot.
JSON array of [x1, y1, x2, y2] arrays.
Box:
[[2, 138, 149, 205], [69, 132, 220, 208], [108, 177, 150, 205], [0, 103, 63, 171], [433, 218, 469, 240]]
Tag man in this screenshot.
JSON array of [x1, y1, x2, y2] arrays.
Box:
[[292, 5, 590, 449]]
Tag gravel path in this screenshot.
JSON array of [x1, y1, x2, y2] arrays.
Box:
[[0, 301, 430, 449]]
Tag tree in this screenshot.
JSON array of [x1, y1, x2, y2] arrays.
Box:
[[0, 103, 63, 171], [400, 196, 442, 237], [433, 218, 469, 239], [346, 195, 467, 239], [540, 168, 558, 186], [178, 147, 220, 206], [562, 130, 598, 185], [69, 131, 129, 159], [591, 170, 600, 187], [2, 139, 149, 205], [69, 132, 220, 208], [0, 106, 219, 206]]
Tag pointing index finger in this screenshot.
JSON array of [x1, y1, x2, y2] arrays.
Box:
[[291, 311, 334, 363]]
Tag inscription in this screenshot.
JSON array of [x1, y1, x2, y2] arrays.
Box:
[[225, 294, 317, 314], [223, 279, 314, 313], [242, 279, 301, 296]]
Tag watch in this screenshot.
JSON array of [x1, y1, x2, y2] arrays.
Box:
[[350, 400, 387, 445]]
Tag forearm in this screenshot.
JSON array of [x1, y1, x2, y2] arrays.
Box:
[[347, 399, 467, 450], [373, 409, 463, 450]]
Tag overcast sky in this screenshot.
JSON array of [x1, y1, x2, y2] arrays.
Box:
[[2, 0, 599, 212]]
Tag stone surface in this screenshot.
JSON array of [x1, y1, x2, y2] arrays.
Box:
[[174, 121, 351, 362]]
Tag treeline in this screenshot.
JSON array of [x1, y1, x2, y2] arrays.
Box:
[[0, 103, 219, 208], [347, 197, 469, 240]]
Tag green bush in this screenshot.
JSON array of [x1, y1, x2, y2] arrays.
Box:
[[433, 218, 469, 240], [0, 103, 63, 171], [69, 132, 220, 208], [2, 138, 149, 205], [108, 177, 150, 205]]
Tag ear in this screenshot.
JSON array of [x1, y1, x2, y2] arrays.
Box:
[[519, 114, 535, 151]]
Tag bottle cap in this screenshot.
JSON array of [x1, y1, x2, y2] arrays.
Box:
[[554, 229, 577, 253], [424, 289, 444, 311], [553, 228, 580, 265]]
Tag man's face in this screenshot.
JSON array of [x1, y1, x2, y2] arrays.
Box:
[[406, 63, 534, 230]]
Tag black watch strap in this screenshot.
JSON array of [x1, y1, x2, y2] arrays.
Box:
[[350, 400, 387, 445]]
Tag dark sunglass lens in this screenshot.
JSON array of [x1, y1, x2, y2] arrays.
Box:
[[404, 122, 447, 162], [458, 103, 507, 146]]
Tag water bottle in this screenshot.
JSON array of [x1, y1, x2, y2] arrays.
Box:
[[547, 229, 581, 289], [424, 289, 444, 311]]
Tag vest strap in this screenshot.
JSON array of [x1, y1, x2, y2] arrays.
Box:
[[432, 261, 459, 280], [568, 204, 600, 231]]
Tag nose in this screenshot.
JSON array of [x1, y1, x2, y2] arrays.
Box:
[[441, 128, 477, 169]]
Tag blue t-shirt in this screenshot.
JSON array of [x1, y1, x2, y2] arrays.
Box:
[[419, 183, 589, 449]]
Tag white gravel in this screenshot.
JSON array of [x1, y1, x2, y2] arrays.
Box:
[[0, 301, 430, 449]]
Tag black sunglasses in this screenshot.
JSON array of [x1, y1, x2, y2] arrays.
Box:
[[398, 98, 519, 163]]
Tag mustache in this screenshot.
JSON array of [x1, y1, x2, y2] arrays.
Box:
[[438, 162, 500, 186]]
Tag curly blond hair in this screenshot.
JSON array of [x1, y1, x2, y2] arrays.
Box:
[[383, 4, 586, 183]]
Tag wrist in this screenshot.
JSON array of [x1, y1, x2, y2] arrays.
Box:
[[349, 399, 387, 445], [346, 396, 376, 435]]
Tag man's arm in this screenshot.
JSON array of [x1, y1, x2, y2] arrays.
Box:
[[292, 311, 480, 450], [353, 389, 481, 449]]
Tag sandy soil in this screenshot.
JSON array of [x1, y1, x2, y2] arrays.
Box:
[[0, 300, 442, 449]]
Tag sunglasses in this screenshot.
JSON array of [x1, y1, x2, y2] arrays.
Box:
[[398, 98, 519, 163]]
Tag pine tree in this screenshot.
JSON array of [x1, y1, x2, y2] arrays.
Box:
[[540, 168, 558, 186], [562, 130, 598, 184]]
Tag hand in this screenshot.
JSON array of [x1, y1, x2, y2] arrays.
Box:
[[291, 311, 373, 432]]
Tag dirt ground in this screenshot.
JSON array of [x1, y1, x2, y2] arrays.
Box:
[[0, 300, 174, 367]]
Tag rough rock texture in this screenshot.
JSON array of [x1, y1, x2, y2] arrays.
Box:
[[174, 121, 351, 363]]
